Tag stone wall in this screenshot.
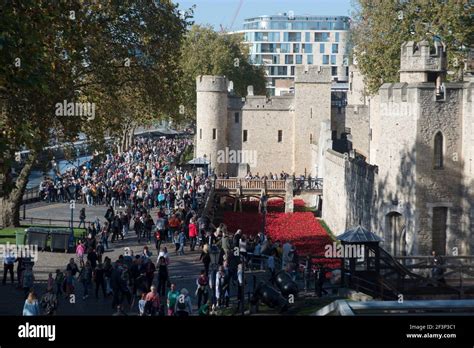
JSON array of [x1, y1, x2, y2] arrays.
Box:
[[415, 84, 465, 255], [322, 149, 376, 236], [461, 82, 474, 253], [294, 65, 332, 175], [239, 106, 295, 175], [322, 149, 348, 235], [346, 104, 370, 158]]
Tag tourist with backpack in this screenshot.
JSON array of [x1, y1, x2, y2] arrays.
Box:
[[175, 288, 192, 316], [166, 283, 179, 316]]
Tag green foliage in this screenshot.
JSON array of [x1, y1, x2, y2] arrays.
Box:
[[351, 0, 474, 94], [0, 1, 190, 195], [179, 25, 267, 122]]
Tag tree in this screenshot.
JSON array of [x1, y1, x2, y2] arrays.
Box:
[[178, 25, 267, 123], [351, 0, 474, 94], [0, 1, 189, 227]]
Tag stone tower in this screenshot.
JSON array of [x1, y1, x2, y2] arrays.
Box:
[[400, 40, 447, 86], [196, 75, 229, 174], [293, 65, 332, 176], [373, 40, 464, 256]]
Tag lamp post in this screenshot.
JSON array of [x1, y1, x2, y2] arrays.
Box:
[[69, 199, 75, 249], [210, 245, 220, 308]]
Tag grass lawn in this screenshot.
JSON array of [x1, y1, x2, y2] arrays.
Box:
[[0, 225, 86, 244]]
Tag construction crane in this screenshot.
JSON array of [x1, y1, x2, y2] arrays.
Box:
[[220, 0, 244, 33]]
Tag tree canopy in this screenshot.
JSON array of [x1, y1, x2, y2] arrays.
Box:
[[0, 0, 190, 226], [178, 25, 267, 122], [351, 0, 474, 94]]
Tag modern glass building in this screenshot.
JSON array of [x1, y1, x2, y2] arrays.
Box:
[[235, 13, 350, 96]]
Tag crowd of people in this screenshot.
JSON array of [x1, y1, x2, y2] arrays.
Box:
[[39, 136, 192, 208], [14, 135, 310, 316]]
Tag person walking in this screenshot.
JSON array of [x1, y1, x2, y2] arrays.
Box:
[[178, 229, 186, 256], [175, 288, 192, 316], [96, 242, 105, 264], [144, 286, 160, 316], [215, 266, 229, 308], [316, 264, 328, 298], [138, 293, 147, 316], [157, 257, 169, 297], [40, 287, 58, 316], [78, 261, 92, 300], [22, 264, 35, 299], [54, 269, 64, 296], [78, 207, 86, 229], [196, 270, 209, 309], [173, 232, 180, 255], [93, 263, 106, 299], [2, 246, 15, 285], [76, 242, 85, 268], [188, 217, 198, 251], [199, 244, 211, 277], [166, 283, 179, 316], [111, 214, 123, 242], [22, 291, 40, 316], [143, 258, 156, 290], [100, 224, 109, 250]]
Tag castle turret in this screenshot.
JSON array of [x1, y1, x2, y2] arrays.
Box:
[[293, 65, 332, 176], [399, 40, 447, 90], [196, 75, 229, 174]]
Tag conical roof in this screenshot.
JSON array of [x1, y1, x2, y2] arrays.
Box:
[[337, 225, 383, 243]]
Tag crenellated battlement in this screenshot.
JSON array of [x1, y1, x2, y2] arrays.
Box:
[[295, 65, 332, 84], [196, 75, 228, 93], [400, 41, 447, 73]]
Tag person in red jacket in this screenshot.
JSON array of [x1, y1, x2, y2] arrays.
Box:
[[144, 286, 160, 316], [188, 217, 198, 251]]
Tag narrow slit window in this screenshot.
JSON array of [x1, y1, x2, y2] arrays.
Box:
[[434, 131, 443, 169], [243, 130, 248, 142], [212, 128, 216, 140], [278, 130, 282, 142]]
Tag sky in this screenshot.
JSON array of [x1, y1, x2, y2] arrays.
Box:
[[175, 0, 353, 31]]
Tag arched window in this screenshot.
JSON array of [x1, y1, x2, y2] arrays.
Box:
[[434, 131, 443, 169]]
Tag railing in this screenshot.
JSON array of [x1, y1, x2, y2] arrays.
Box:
[[241, 180, 264, 190], [214, 178, 287, 192], [22, 186, 40, 203], [20, 216, 92, 228], [215, 179, 239, 190], [293, 178, 323, 191], [266, 180, 286, 190]]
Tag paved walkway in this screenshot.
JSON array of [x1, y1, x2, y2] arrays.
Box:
[[3, 203, 271, 315]]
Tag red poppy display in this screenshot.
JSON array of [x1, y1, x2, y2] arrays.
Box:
[[223, 206, 340, 268]]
